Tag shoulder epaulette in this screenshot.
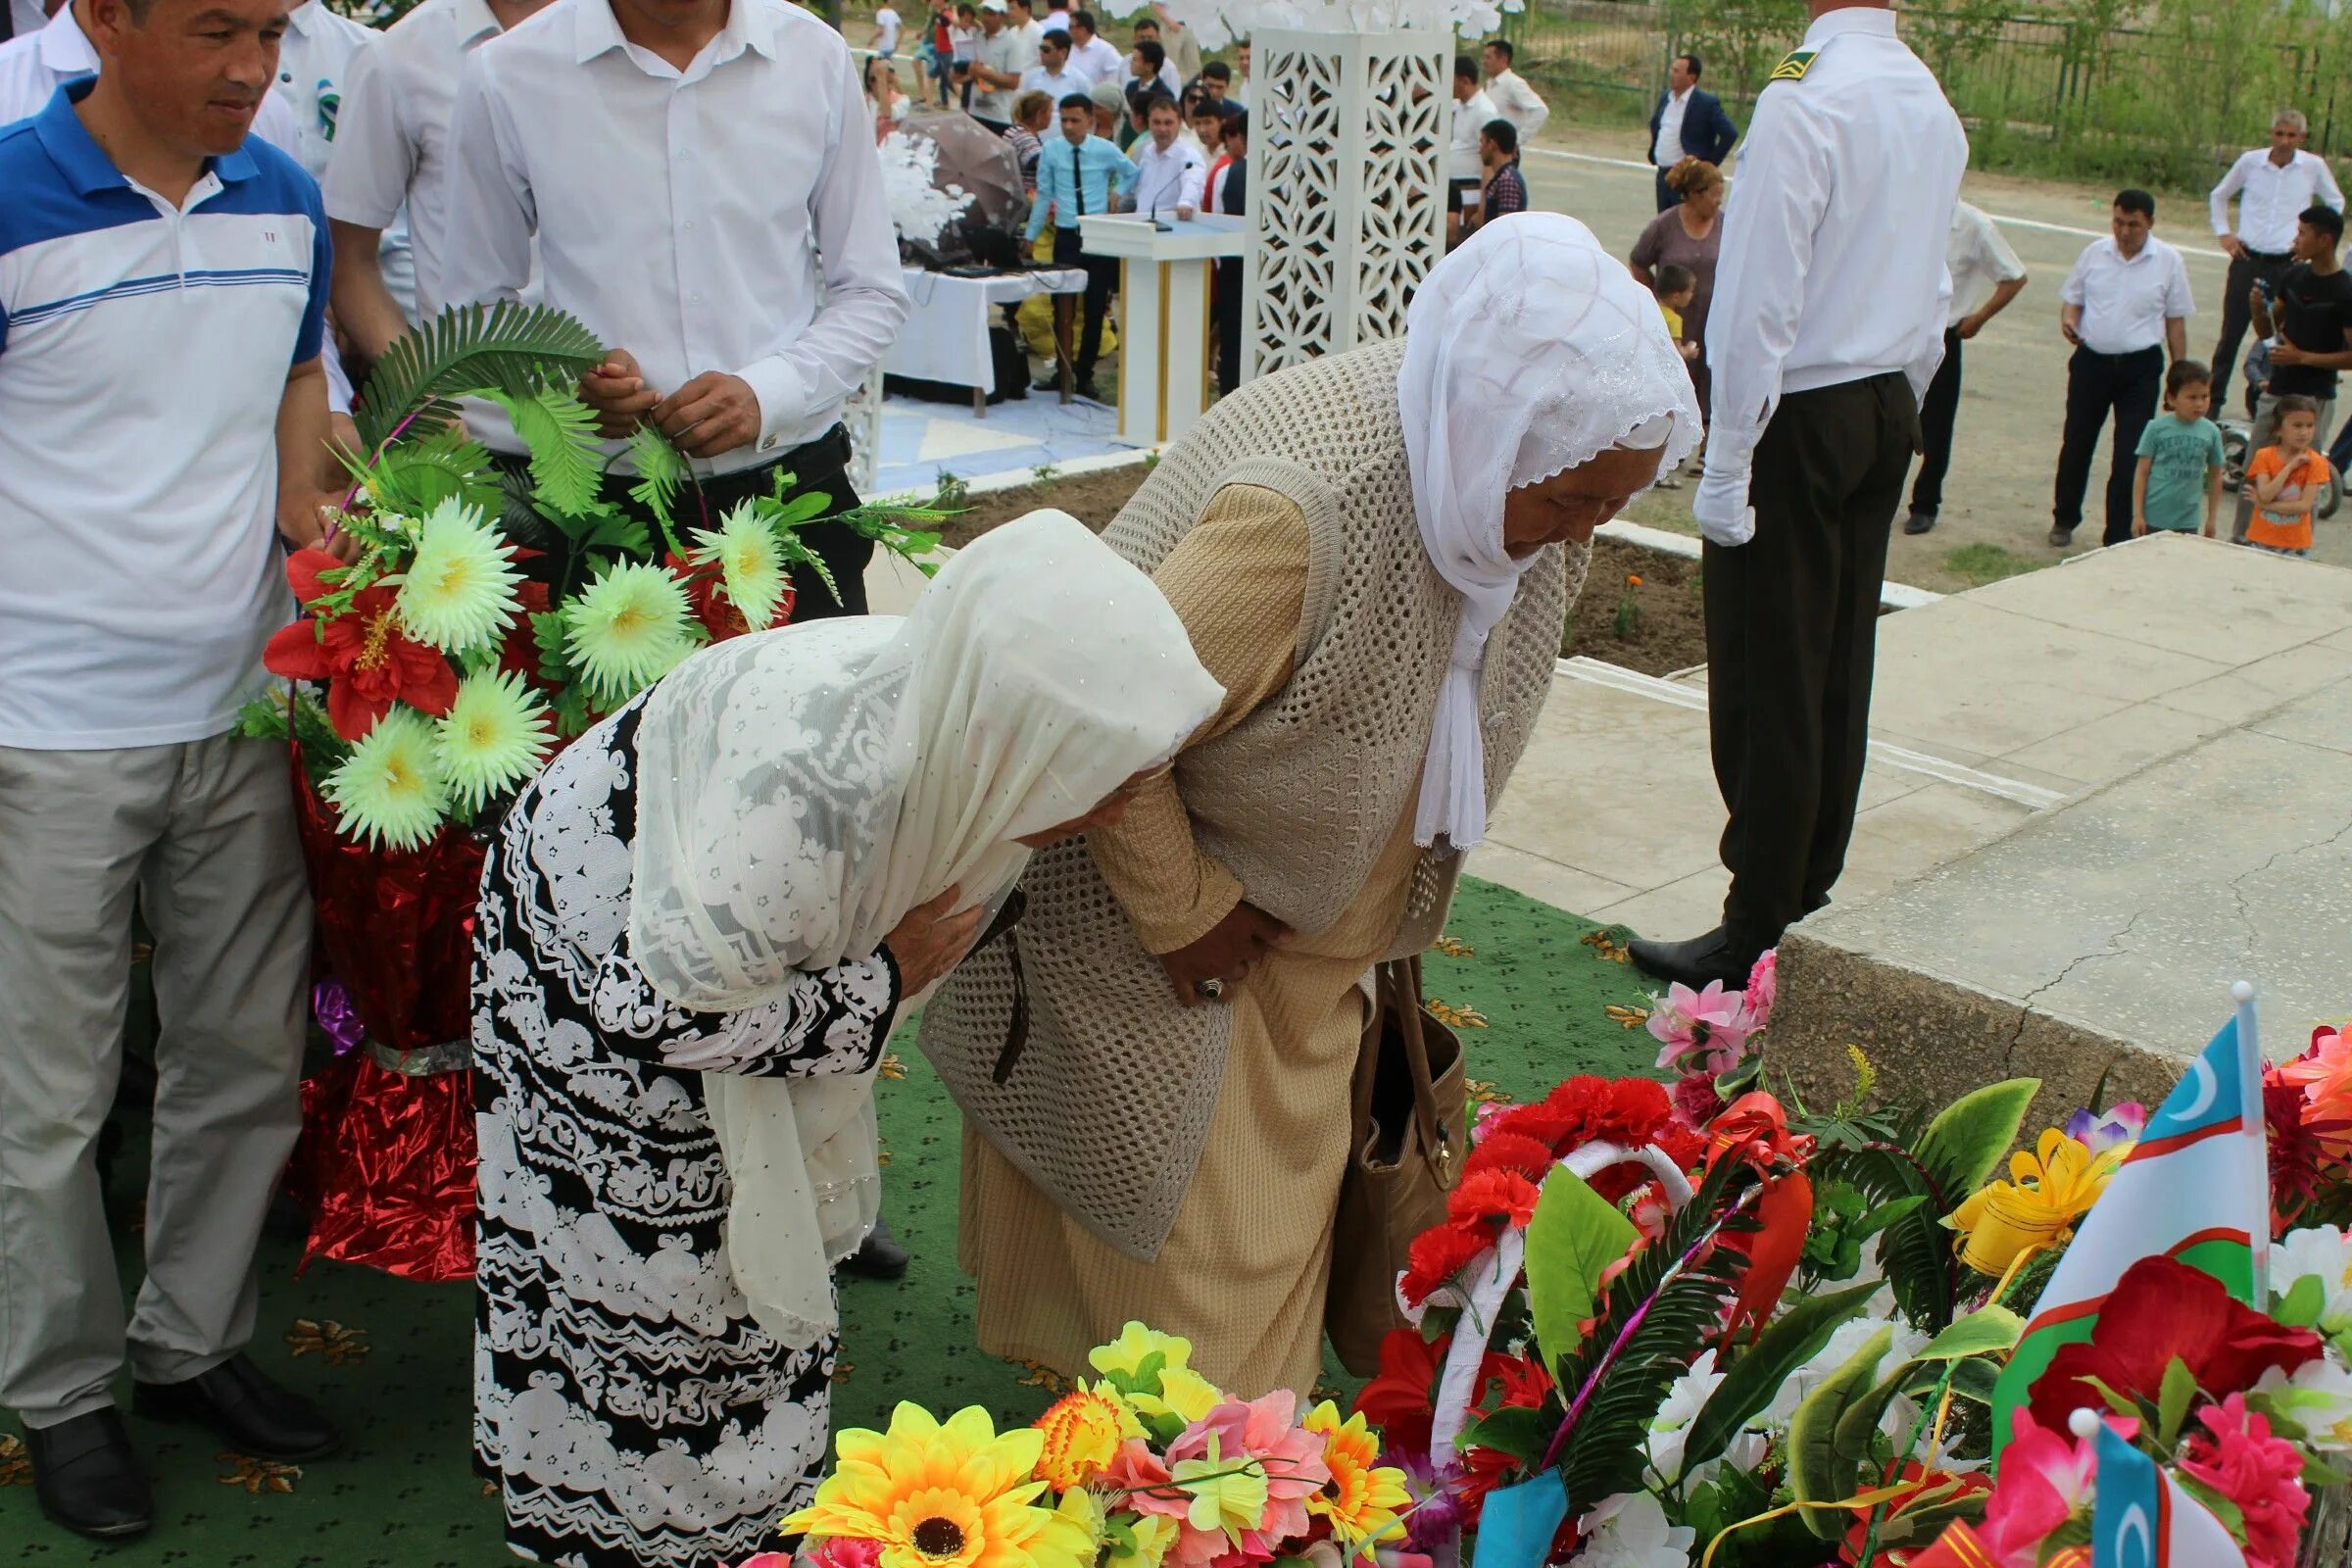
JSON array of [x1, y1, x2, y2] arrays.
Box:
[[1769, 49, 1818, 82]]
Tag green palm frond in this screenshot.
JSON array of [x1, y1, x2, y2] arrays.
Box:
[[355, 302, 606, 453], [493, 388, 605, 517], [1814, 1144, 1958, 1329], [625, 425, 689, 551]]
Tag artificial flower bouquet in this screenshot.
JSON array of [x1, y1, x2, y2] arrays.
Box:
[[768, 1324, 1416, 1568]]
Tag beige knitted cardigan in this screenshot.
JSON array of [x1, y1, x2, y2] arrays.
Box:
[[918, 340, 1584, 1258]]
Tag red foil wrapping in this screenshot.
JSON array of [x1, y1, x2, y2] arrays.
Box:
[[285, 748, 486, 1281]]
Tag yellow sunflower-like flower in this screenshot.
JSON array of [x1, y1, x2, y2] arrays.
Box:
[[562, 562, 695, 705], [1033, 1386, 1136, 1490], [435, 670, 554, 813], [1949, 1128, 2127, 1277], [781, 1403, 1083, 1568], [1302, 1401, 1410, 1560], [323, 708, 449, 852], [689, 502, 791, 632], [395, 498, 525, 653]]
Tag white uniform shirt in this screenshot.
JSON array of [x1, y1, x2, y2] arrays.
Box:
[[1449, 87, 1496, 182], [1019, 61, 1085, 102], [2060, 235, 2194, 356], [1651, 84, 1689, 169], [1946, 200, 2027, 329], [441, 0, 907, 475], [872, 4, 900, 52], [2208, 147, 2345, 257], [1484, 67, 1547, 142], [1698, 6, 1967, 544], [1127, 134, 1201, 215], [323, 0, 511, 318], [276, 0, 416, 317], [970, 24, 1025, 119], [1068, 32, 1120, 85]]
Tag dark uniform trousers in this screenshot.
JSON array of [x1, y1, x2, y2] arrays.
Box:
[[1909, 326, 1962, 515], [1053, 225, 1119, 388], [1705, 372, 1919, 953], [2052, 344, 2164, 547], [2212, 247, 2293, 411]]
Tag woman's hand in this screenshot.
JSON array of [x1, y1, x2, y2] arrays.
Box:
[[1159, 901, 1291, 1005], [885, 886, 986, 996]]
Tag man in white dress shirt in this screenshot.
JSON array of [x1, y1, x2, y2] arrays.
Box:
[[441, 0, 907, 619], [1127, 89, 1200, 218], [270, 0, 415, 318], [2208, 109, 2344, 411], [1063, 6, 1117, 83], [1905, 200, 2029, 534], [1019, 24, 1083, 102], [324, 0, 551, 373], [1631, 0, 1965, 992], [1479, 37, 1546, 143], [2052, 189, 2193, 548], [1446, 54, 1495, 246]]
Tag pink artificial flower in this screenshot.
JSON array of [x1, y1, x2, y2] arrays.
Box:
[[1646, 979, 1756, 1077], [1741, 949, 1778, 1029], [733, 1555, 798, 1568], [2177, 1394, 2312, 1568], [1162, 1391, 1333, 1568], [807, 1541, 881, 1568], [1669, 1072, 1725, 1130], [1471, 1099, 1523, 1142], [1977, 1411, 2103, 1561], [1103, 1438, 1183, 1519]]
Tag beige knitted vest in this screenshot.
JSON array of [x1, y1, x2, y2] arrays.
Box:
[[918, 341, 1584, 1258]]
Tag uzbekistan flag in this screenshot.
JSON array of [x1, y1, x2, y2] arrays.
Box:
[[2088, 1416, 2246, 1566], [1989, 989, 2269, 1456]]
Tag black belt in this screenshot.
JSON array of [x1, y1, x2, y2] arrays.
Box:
[[2242, 248, 2291, 264], [689, 423, 853, 512], [2075, 344, 2165, 362]]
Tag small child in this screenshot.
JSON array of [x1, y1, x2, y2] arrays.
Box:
[[1654, 264, 1700, 365], [2244, 394, 2333, 558], [2132, 359, 2226, 538]]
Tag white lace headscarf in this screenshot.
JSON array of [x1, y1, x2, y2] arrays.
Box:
[[627, 510, 1223, 1347], [1398, 212, 1702, 849]]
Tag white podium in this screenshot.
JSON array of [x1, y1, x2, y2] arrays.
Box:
[[1077, 212, 1248, 446]]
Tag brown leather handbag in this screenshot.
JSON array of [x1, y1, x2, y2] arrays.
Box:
[[1325, 955, 1468, 1377]]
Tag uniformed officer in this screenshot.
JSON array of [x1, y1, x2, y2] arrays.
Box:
[[1631, 0, 1968, 990]]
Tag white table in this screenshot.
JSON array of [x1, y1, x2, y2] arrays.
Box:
[[881, 266, 1088, 414], [1077, 213, 1248, 446]]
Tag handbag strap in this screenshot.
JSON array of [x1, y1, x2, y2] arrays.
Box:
[[1393, 956, 1456, 1180]]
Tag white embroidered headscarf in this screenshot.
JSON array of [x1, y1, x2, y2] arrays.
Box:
[[627, 511, 1223, 1347], [1397, 212, 1702, 849]]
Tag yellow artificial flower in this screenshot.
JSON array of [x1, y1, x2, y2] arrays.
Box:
[[1170, 1434, 1268, 1547], [1087, 1324, 1221, 1427], [1104, 1511, 1179, 1568], [1949, 1128, 2127, 1277], [1089, 1324, 1197, 1385], [1137, 1366, 1221, 1429], [1036, 1482, 1103, 1562], [781, 1403, 1084, 1568], [1033, 1387, 1133, 1490], [1302, 1402, 1410, 1560]]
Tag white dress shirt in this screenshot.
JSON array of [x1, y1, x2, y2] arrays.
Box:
[[2061, 235, 2194, 356], [276, 0, 416, 318], [1946, 200, 2027, 328], [442, 0, 907, 476], [1449, 87, 1496, 182], [324, 0, 511, 318], [1651, 84, 1689, 169], [2209, 147, 2346, 256], [1697, 6, 1967, 545], [1068, 32, 1120, 85], [1485, 67, 1548, 142], [1013, 16, 1043, 59], [1127, 133, 1201, 215], [1019, 62, 1085, 101]]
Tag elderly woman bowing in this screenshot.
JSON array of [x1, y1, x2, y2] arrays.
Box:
[[921, 215, 1702, 1396], [469, 514, 1222, 1568]]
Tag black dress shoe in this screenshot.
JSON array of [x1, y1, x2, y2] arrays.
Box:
[[26, 1408, 152, 1541], [1903, 508, 1937, 535], [1627, 925, 1759, 991], [841, 1214, 911, 1281], [132, 1353, 341, 1461]]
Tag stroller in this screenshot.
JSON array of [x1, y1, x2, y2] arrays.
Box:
[[2219, 333, 2345, 517]]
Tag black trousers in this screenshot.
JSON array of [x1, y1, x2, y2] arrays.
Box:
[[1910, 326, 1963, 514], [2211, 248, 2291, 408], [1654, 168, 1677, 212], [1704, 373, 1918, 952], [1053, 226, 1118, 386], [2052, 345, 2163, 546], [1215, 256, 1244, 395]]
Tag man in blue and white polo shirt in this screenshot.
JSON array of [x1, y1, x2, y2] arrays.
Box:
[[0, 0, 348, 1542]]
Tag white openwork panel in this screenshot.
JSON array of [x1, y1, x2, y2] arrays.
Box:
[[844, 364, 884, 498], [1242, 28, 1447, 383]]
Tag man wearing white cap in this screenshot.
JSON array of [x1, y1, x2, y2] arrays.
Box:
[[962, 0, 1024, 123]]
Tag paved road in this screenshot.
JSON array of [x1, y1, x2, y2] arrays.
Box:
[[1517, 124, 2349, 589]]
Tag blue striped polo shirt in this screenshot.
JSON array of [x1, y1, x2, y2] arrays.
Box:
[[0, 79, 331, 750]]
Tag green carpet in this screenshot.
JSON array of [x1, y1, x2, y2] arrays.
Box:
[[0, 878, 1661, 1565]]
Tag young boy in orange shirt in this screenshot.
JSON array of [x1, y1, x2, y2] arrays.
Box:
[[2243, 395, 2333, 558]]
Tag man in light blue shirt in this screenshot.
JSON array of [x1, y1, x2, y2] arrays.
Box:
[[1027, 90, 1133, 398]]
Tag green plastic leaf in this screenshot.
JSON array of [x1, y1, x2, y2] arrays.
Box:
[[495, 388, 605, 517], [1523, 1170, 1639, 1381], [1915, 1305, 2026, 1362], [1684, 1279, 1882, 1474], [1913, 1078, 2041, 1199], [2176, 1473, 2246, 1539], [1945, 1356, 2001, 1406], [1831, 1363, 1911, 1466], [1853, 1195, 1928, 1239], [2158, 1356, 2197, 1446], [2276, 1272, 2328, 1329], [1788, 1325, 1894, 1540], [2079, 1375, 2141, 1420], [626, 426, 690, 549], [1455, 1405, 1546, 1463], [354, 300, 606, 455]]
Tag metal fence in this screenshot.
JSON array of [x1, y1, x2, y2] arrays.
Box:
[[1499, 0, 2352, 185]]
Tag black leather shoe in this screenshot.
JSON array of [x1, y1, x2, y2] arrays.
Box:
[[132, 1354, 341, 1461], [841, 1214, 911, 1281], [25, 1408, 152, 1541], [1903, 508, 1937, 535], [1627, 925, 1759, 991]]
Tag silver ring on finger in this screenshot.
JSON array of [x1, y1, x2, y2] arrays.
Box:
[[1199, 976, 1226, 1001]]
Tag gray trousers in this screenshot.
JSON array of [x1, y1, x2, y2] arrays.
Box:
[[0, 736, 310, 1428], [2234, 391, 2337, 542]]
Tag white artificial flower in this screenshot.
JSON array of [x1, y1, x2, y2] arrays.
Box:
[[1757, 1291, 1927, 1433], [877, 130, 972, 246], [2272, 1225, 2352, 1329], [1644, 1355, 1724, 1487], [2256, 1355, 2352, 1453], [1565, 1492, 1695, 1568]]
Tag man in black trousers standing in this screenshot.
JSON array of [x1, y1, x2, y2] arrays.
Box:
[[1645, 51, 1737, 212], [1631, 0, 1966, 990]]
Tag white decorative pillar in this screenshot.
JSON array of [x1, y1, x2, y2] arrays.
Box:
[[1242, 26, 1448, 381]]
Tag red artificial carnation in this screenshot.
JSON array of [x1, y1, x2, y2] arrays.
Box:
[[1671, 1072, 1727, 1130], [666, 551, 797, 644], [1463, 1131, 1556, 1184], [1598, 1077, 1675, 1140], [2027, 1254, 2325, 1435], [264, 547, 458, 740], [1353, 1329, 1446, 1459], [1399, 1221, 1490, 1307], [1446, 1168, 1541, 1231]]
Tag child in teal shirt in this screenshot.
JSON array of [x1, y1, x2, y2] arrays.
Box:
[[2132, 360, 2226, 538]]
